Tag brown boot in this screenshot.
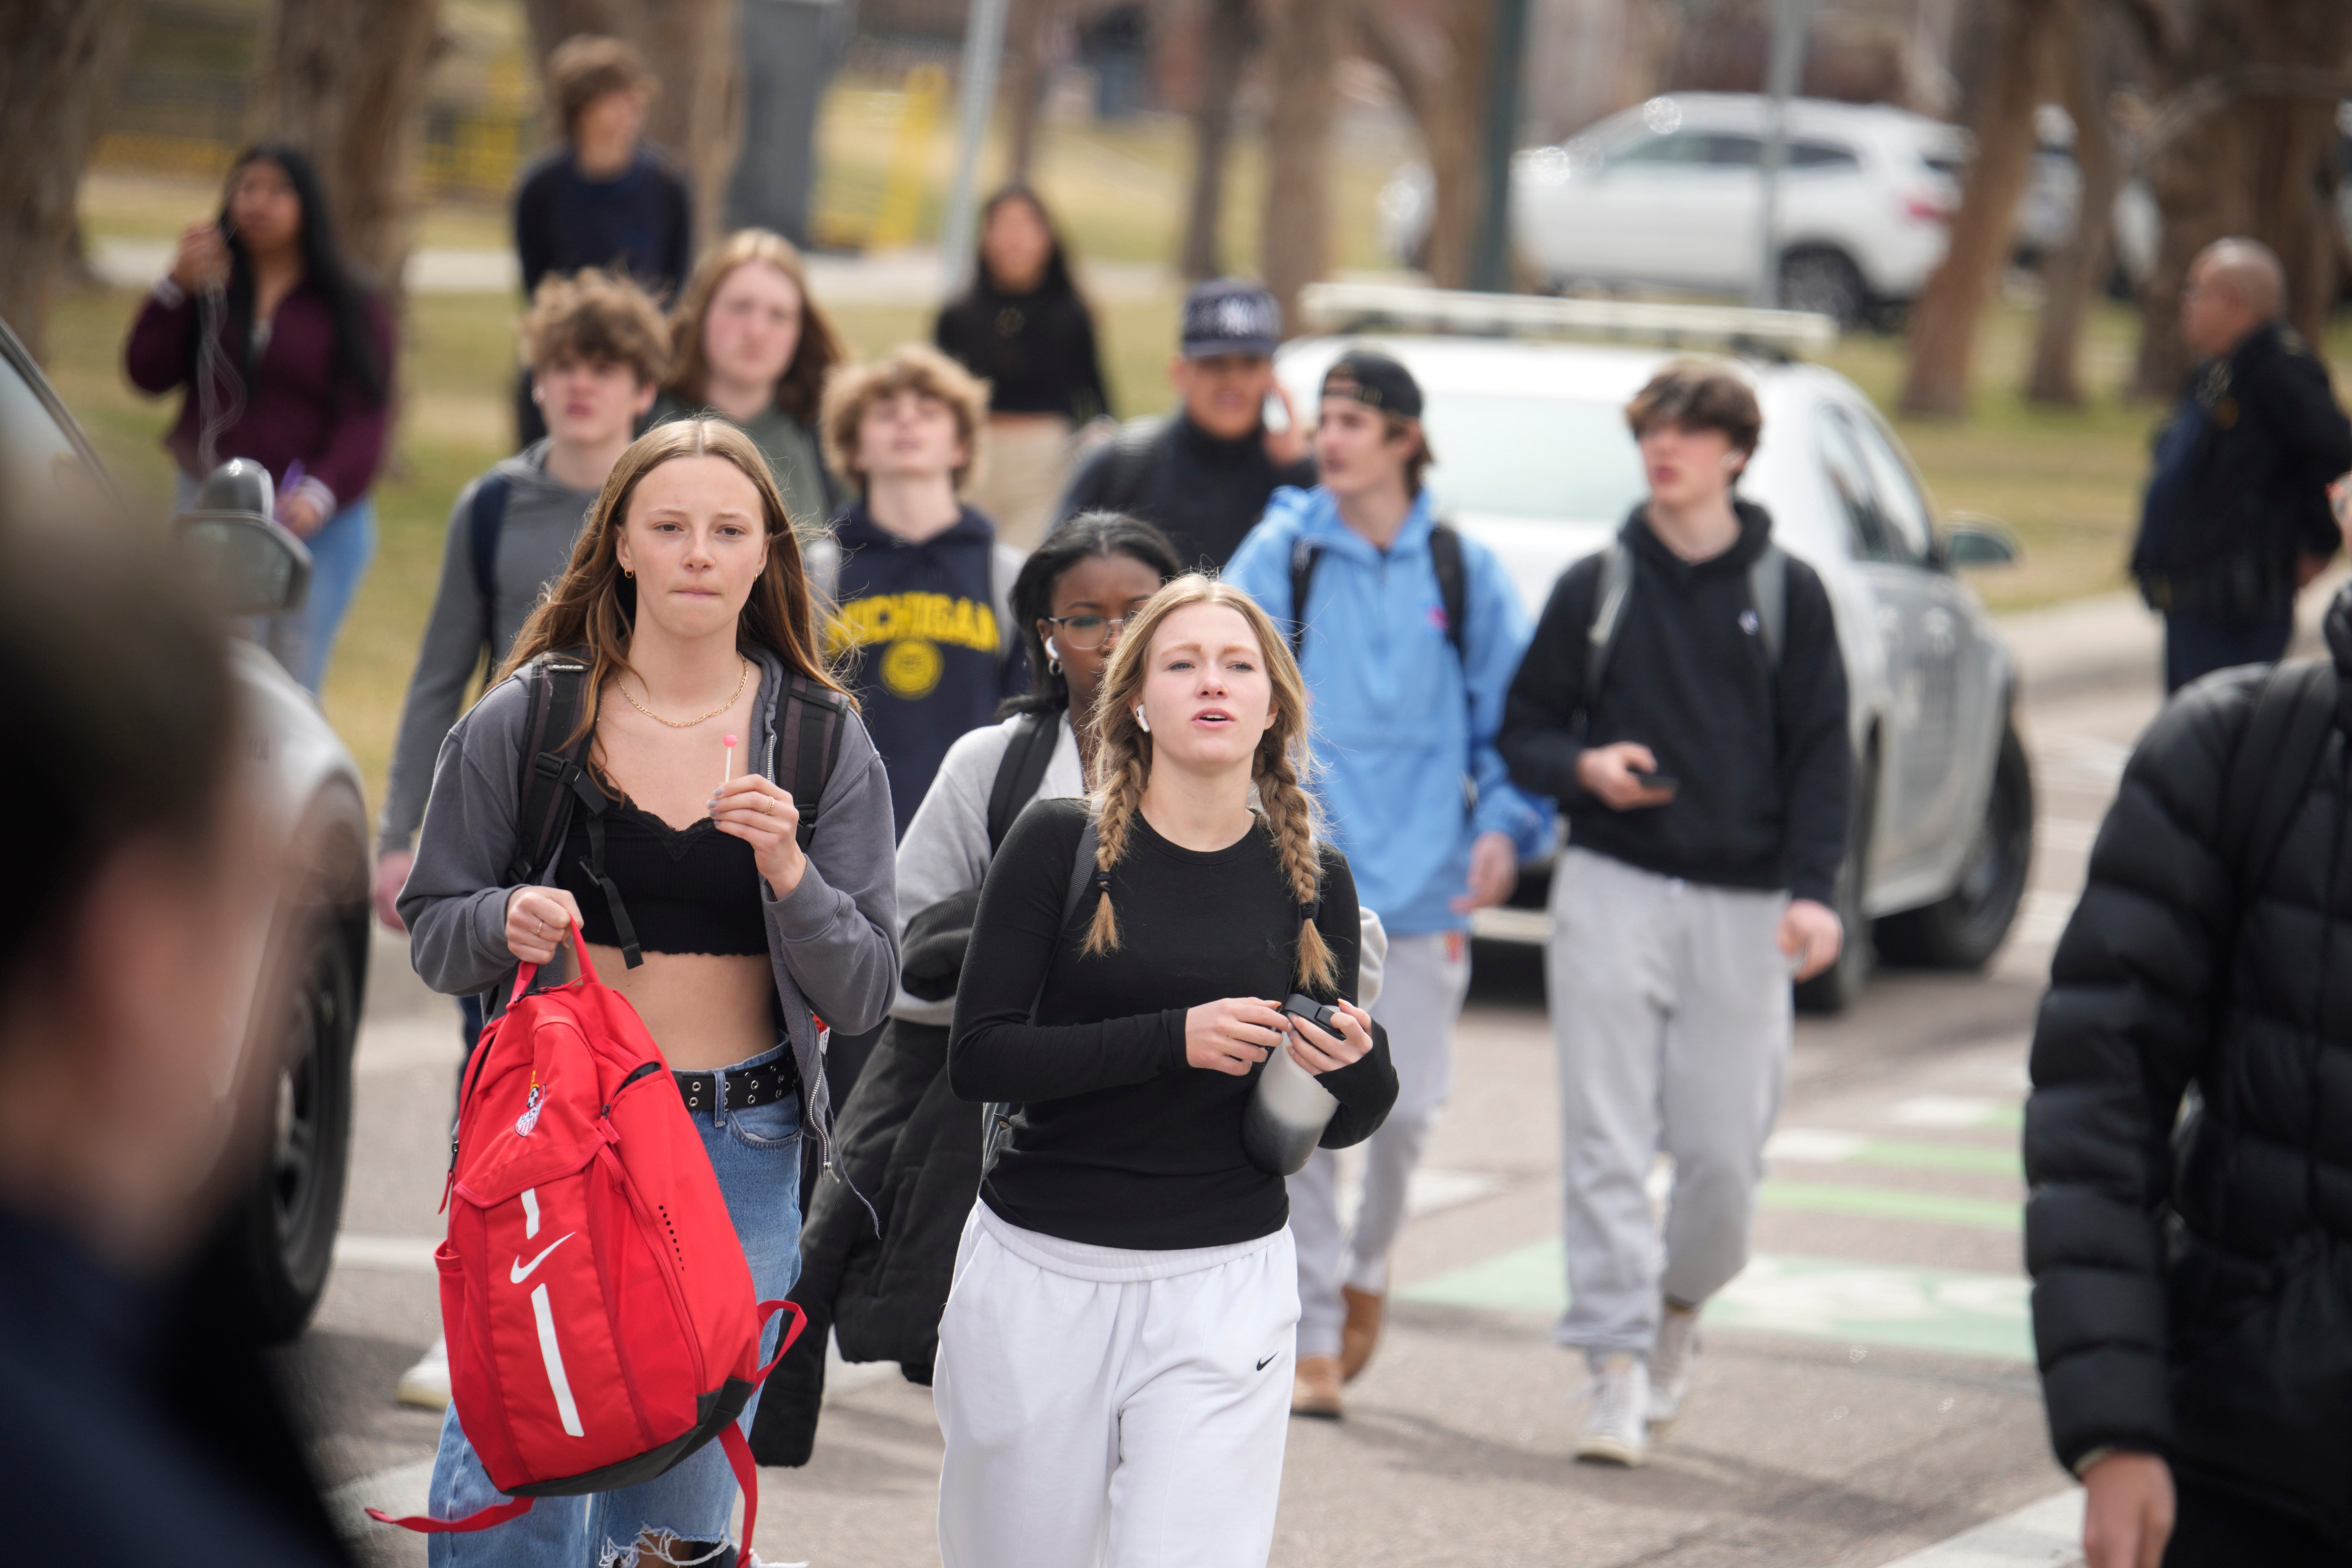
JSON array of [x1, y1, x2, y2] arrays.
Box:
[[1292, 1354, 1344, 1419], [1339, 1285, 1386, 1382]]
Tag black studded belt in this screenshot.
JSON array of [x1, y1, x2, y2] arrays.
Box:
[[674, 1054, 798, 1114]]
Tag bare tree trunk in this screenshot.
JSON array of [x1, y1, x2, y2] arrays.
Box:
[[1357, 0, 1493, 289], [2025, 0, 2117, 407], [524, 0, 744, 251], [1181, 0, 1254, 280], [1897, 0, 2046, 417], [2123, 1, 2352, 398], [258, 0, 443, 309], [1260, 0, 1343, 332], [1003, 0, 1057, 184], [0, 0, 146, 361]]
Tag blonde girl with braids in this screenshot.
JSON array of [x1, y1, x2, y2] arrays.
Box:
[[934, 575, 1399, 1568]]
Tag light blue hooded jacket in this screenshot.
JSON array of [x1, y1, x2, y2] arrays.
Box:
[[1225, 486, 1554, 936]]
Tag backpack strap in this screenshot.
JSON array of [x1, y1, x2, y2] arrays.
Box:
[[2219, 658, 2337, 906], [779, 675, 850, 853], [1428, 522, 1470, 665], [1287, 536, 1322, 660], [988, 711, 1062, 853], [1585, 540, 1635, 698], [1748, 544, 1788, 669], [467, 473, 513, 671], [504, 655, 593, 887], [570, 773, 642, 968]]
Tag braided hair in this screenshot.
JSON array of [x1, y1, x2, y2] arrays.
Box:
[[1078, 574, 1338, 995]]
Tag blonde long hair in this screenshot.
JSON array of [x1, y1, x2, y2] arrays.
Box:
[[500, 419, 850, 745], [1080, 575, 1338, 995]]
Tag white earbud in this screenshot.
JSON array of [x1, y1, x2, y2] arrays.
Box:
[[1045, 636, 1062, 663], [1135, 706, 1150, 733]]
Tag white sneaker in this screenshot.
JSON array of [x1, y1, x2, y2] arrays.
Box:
[[1648, 1302, 1701, 1431], [396, 1334, 451, 1411], [1575, 1352, 1649, 1466]]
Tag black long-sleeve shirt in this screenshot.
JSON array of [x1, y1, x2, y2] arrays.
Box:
[[934, 283, 1111, 423], [1500, 503, 1852, 905], [951, 797, 1397, 1249]]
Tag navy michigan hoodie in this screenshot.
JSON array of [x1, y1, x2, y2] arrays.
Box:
[[828, 502, 1026, 838]]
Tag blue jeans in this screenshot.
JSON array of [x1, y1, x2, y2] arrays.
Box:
[[173, 473, 375, 696], [426, 1046, 804, 1568]]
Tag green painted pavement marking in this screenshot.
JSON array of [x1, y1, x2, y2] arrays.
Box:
[[1854, 1138, 2021, 1178], [1762, 1179, 2021, 1230], [1401, 1243, 2032, 1363]]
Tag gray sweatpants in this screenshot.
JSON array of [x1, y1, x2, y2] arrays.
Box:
[[1288, 931, 1471, 1359], [1547, 847, 1791, 1361]]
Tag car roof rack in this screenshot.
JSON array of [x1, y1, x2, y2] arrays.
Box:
[[1297, 281, 1839, 361]]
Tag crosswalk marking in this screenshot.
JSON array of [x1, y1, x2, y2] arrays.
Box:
[[1401, 1245, 2033, 1363], [1763, 1179, 2020, 1230], [1767, 1127, 2022, 1178]]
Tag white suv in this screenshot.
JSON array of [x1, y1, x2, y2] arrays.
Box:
[[1381, 93, 1965, 328]]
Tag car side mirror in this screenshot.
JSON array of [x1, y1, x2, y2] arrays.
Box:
[[1942, 512, 2020, 569], [173, 460, 312, 615]]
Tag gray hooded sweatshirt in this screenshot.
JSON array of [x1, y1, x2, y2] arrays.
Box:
[[394, 645, 901, 1156], [377, 442, 598, 854]]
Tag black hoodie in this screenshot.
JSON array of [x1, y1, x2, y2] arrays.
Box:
[[1499, 502, 1851, 905]]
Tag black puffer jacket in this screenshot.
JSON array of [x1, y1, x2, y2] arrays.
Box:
[[2026, 583, 2352, 1545]]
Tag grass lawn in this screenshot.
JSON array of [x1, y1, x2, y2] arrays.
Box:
[[47, 119, 2352, 818]]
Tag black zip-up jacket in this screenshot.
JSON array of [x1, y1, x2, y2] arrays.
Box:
[[2025, 584, 2352, 1547], [1498, 502, 1851, 905], [1056, 412, 1316, 570], [2130, 320, 2352, 608]]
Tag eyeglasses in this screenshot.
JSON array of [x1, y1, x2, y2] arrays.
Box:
[[1043, 613, 1134, 651]]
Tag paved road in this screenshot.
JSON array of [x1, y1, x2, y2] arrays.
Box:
[[310, 668, 2161, 1568]]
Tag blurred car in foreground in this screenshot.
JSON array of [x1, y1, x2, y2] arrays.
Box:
[[0, 318, 368, 1341], [1283, 284, 2034, 1011]]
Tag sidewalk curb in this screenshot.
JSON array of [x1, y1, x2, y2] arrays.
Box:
[[1997, 574, 2344, 701]]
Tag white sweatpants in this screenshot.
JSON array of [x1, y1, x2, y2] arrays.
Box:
[[1547, 847, 1791, 1361], [933, 1204, 1300, 1568], [1288, 931, 1471, 1358]]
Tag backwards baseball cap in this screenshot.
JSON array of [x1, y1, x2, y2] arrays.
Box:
[[1319, 347, 1423, 420], [1180, 279, 1282, 359]]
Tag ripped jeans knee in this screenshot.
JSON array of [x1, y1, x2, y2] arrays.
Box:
[[600, 1529, 732, 1568]]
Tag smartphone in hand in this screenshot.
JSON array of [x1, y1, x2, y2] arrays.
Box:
[[1630, 769, 1679, 797]]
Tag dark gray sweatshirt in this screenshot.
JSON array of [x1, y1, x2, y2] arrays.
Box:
[[377, 443, 598, 854], [394, 645, 902, 1152]]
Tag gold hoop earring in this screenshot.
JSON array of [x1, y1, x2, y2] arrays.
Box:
[[623, 567, 634, 579]]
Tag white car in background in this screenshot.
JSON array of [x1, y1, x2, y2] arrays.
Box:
[[1283, 285, 2034, 1013], [1381, 93, 1968, 328]]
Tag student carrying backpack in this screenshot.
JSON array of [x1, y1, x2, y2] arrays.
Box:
[[392, 420, 899, 1566]]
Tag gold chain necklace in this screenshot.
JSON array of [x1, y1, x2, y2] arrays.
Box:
[[618, 657, 750, 729]]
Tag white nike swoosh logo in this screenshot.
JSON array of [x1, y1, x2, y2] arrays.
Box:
[[511, 1233, 577, 1284]]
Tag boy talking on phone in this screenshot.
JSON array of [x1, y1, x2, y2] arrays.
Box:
[[1498, 362, 1851, 1466]]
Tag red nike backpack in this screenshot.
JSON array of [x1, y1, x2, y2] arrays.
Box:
[[370, 928, 804, 1564]]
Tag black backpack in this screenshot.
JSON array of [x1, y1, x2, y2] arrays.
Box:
[[467, 473, 515, 671], [503, 651, 849, 968], [985, 710, 1064, 852], [1287, 524, 1470, 667]]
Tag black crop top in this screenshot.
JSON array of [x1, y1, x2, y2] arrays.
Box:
[[554, 793, 767, 958]]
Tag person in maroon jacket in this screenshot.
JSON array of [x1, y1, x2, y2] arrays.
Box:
[[124, 142, 393, 695]]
